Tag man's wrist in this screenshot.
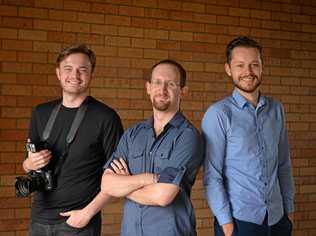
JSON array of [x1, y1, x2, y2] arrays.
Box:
[[22, 159, 31, 173]]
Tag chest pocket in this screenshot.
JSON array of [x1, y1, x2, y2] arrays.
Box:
[[154, 145, 173, 172], [128, 147, 144, 174]]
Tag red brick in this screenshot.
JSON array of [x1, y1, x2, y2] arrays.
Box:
[[133, 0, 157, 8], [90, 46, 117, 57], [229, 7, 250, 17], [145, 8, 169, 19], [2, 16, 33, 29], [91, 3, 118, 14], [47, 31, 76, 43], [0, 50, 17, 62], [130, 58, 155, 69], [105, 15, 131, 26], [2, 40, 33, 51], [157, 19, 182, 31], [18, 29, 47, 41], [183, 2, 205, 13], [118, 26, 143, 37], [182, 22, 205, 32], [78, 12, 104, 24], [33, 42, 61, 52], [48, 9, 77, 21], [119, 5, 144, 17], [91, 24, 118, 36], [131, 17, 157, 28], [158, 0, 182, 11], [63, 22, 90, 33], [77, 33, 104, 45], [193, 13, 216, 24], [144, 49, 168, 59], [0, 28, 18, 39], [18, 7, 48, 19], [2, 62, 33, 74], [0, 5, 18, 16], [144, 29, 168, 39], [34, 19, 63, 31], [35, 0, 63, 9], [2, 0, 34, 7], [0, 119, 16, 129], [132, 38, 156, 49], [170, 31, 193, 41], [119, 48, 143, 58], [157, 40, 180, 50], [64, 0, 91, 12]]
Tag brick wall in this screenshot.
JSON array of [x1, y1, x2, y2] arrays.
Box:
[[0, 0, 315, 235]]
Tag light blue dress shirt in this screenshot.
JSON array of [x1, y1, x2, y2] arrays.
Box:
[[202, 89, 295, 226]]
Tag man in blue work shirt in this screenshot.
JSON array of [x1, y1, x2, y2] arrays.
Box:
[[62, 59, 204, 236], [202, 36, 295, 236]]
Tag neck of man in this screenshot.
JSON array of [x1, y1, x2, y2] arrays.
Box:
[[237, 88, 260, 108], [153, 109, 178, 137], [62, 92, 88, 108]]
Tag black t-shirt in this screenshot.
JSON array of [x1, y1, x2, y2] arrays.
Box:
[[28, 96, 123, 224]]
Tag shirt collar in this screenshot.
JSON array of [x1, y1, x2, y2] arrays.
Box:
[[143, 111, 185, 129], [232, 88, 267, 109]]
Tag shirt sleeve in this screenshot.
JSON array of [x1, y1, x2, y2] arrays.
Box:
[[102, 111, 124, 163], [158, 126, 204, 191], [103, 129, 128, 170], [202, 105, 233, 225], [277, 103, 295, 214]]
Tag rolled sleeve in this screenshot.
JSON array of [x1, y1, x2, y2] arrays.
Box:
[[158, 166, 186, 186], [159, 127, 203, 191]]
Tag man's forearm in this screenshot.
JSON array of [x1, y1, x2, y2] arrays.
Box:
[[127, 183, 179, 207], [84, 191, 112, 219], [102, 172, 157, 197]]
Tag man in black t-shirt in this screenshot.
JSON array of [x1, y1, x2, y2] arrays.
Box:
[[22, 44, 123, 236]]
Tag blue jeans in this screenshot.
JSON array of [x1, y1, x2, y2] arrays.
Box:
[[28, 213, 101, 236], [214, 213, 292, 236]]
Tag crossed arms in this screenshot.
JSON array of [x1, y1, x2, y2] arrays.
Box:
[[61, 158, 180, 228]]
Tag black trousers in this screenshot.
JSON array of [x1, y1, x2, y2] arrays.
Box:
[[28, 213, 101, 236], [214, 213, 292, 236]]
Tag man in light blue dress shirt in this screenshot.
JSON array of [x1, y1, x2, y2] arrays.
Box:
[[202, 36, 295, 236]]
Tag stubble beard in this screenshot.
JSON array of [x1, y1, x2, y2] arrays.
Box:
[[234, 75, 262, 94], [152, 95, 170, 111]]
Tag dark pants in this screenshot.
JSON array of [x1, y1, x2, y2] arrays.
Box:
[[28, 213, 101, 236], [214, 214, 292, 236]]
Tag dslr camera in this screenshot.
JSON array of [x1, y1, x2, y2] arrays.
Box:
[[15, 142, 54, 197]]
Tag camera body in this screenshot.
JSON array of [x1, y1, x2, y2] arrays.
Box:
[[15, 142, 54, 198]]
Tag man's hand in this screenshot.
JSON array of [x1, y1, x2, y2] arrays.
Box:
[[23, 149, 52, 172], [110, 158, 130, 175], [60, 209, 92, 228], [222, 222, 234, 236], [288, 213, 294, 223]]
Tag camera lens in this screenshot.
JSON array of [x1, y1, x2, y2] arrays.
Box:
[[15, 176, 32, 197]]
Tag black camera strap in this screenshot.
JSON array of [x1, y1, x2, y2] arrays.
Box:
[[41, 97, 90, 178]]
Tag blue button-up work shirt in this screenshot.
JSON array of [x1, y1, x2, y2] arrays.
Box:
[[105, 112, 203, 236], [202, 89, 295, 226]]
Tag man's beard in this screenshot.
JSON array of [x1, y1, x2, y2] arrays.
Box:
[[234, 75, 261, 93], [152, 95, 170, 111]]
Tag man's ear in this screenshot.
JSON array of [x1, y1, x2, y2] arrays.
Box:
[[56, 67, 61, 81], [145, 81, 151, 95], [180, 86, 189, 97], [225, 63, 232, 77]]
